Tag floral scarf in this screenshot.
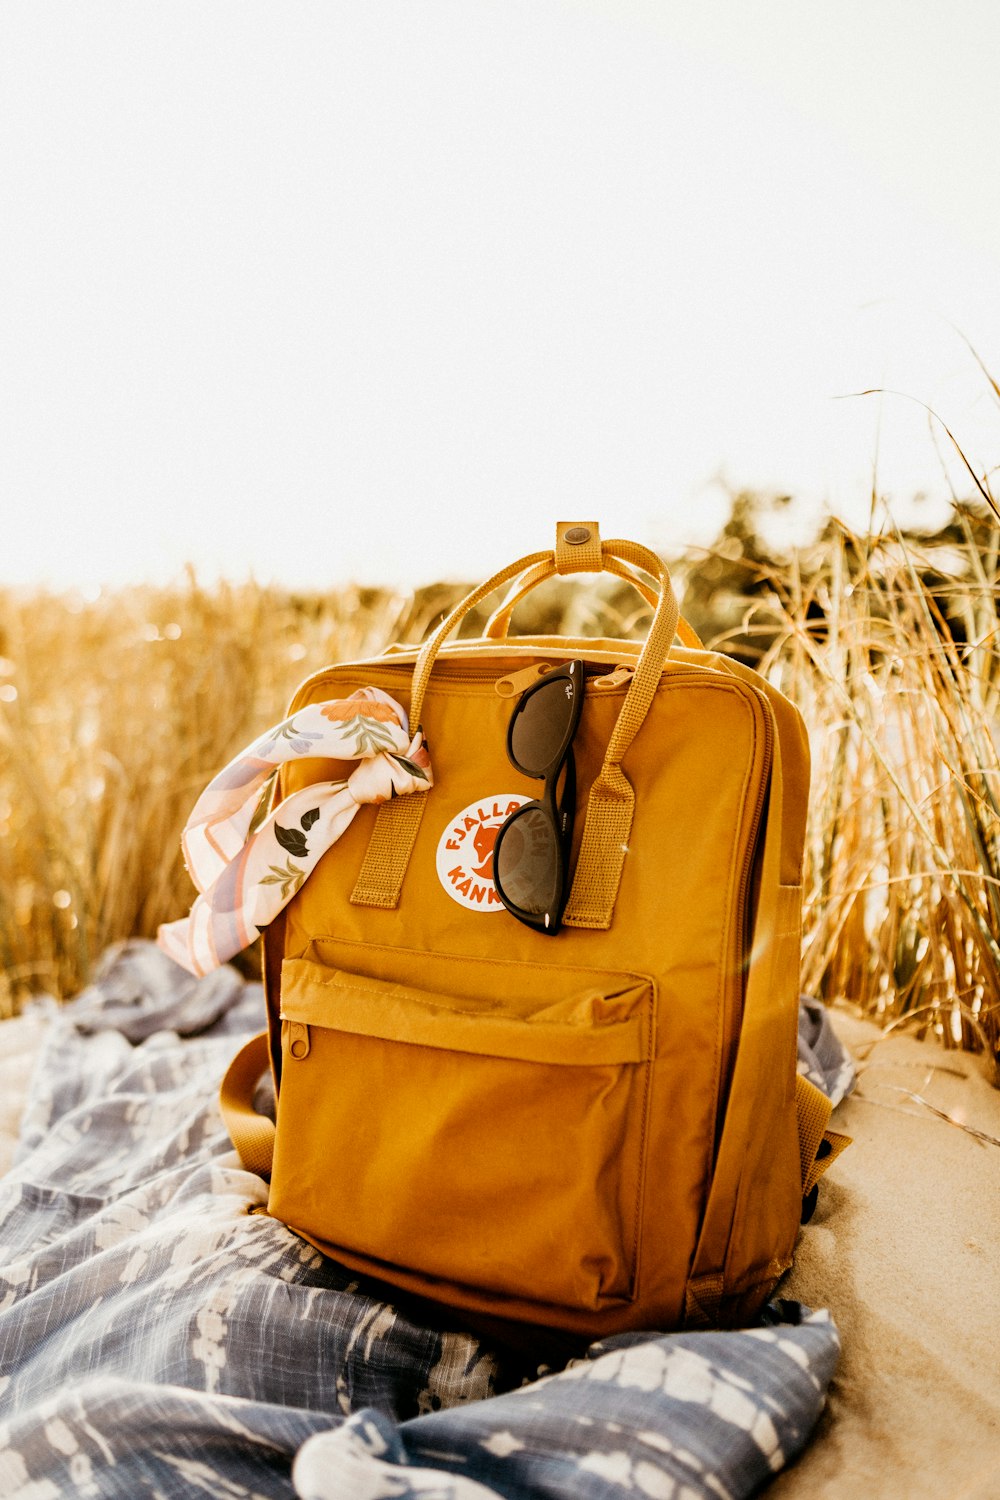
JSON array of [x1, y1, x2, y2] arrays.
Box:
[[158, 688, 431, 976]]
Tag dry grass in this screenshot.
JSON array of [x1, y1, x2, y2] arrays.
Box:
[[2, 530, 999, 1080], [746, 514, 1000, 1078], [0, 576, 408, 1014]]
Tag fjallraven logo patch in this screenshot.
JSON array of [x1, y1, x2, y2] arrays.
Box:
[[435, 795, 530, 911]]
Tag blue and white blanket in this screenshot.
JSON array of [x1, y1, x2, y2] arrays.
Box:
[[0, 943, 853, 1499]]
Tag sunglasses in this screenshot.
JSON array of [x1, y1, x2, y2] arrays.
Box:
[[492, 660, 584, 934]]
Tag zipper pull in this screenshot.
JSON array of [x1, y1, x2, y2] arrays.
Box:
[[591, 665, 634, 689], [287, 1021, 310, 1060], [495, 663, 554, 698]]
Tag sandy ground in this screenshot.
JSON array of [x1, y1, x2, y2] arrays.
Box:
[[775, 1011, 1000, 1500], [1, 1005, 998, 1496]]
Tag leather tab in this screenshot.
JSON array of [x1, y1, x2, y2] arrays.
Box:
[[555, 521, 602, 574]]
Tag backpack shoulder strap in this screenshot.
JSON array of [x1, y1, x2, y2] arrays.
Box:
[[683, 724, 851, 1328], [219, 1031, 275, 1178], [796, 1073, 851, 1197]]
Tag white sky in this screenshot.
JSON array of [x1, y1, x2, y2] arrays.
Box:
[[2, 0, 999, 591]]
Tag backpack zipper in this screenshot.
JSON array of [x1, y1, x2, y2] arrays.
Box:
[[286, 1020, 310, 1060], [493, 662, 637, 697], [292, 658, 643, 710], [715, 690, 775, 1148], [494, 663, 555, 698], [737, 692, 775, 987], [590, 665, 634, 689]]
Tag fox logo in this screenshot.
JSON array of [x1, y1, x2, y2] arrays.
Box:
[[435, 795, 530, 911], [470, 822, 500, 879]]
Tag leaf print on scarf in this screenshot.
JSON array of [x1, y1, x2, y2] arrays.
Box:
[[259, 859, 305, 900], [275, 824, 309, 859], [253, 717, 324, 757], [300, 808, 320, 831], [388, 753, 429, 783], [333, 713, 401, 758]]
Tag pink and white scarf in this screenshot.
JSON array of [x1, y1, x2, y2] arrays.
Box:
[[157, 687, 431, 976]]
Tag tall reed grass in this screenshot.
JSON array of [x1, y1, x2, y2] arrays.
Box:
[[0, 577, 406, 1013], [761, 514, 1000, 1076], [1, 528, 998, 1078]]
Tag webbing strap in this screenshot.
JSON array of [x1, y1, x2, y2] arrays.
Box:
[[563, 538, 679, 928], [796, 1069, 852, 1196], [409, 550, 552, 729], [352, 532, 680, 919], [683, 1273, 726, 1330], [484, 554, 703, 648], [809, 1128, 852, 1194], [685, 1082, 851, 1329], [795, 1073, 832, 1188], [349, 548, 550, 909], [561, 763, 635, 929], [350, 795, 428, 909], [219, 1031, 275, 1178], [791, 1074, 857, 1200]]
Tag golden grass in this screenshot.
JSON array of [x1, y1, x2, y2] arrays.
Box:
[[0, 576, 409, 1014], [1, 532, 998, 1080], [745, 514, 1000, 1078]]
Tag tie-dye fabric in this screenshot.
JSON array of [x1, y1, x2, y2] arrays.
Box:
[[157, 687, 432, 977], [0, 943, 848, 1499]]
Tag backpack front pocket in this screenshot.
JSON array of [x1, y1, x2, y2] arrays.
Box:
[[269, 957, 654, 1313]]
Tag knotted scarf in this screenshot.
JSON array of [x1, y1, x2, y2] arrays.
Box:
[[157, 687, 431, 977]]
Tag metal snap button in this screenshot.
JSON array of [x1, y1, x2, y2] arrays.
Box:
[[563, 526, 592, 545]]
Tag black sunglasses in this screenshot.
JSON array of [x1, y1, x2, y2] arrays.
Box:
[[492, 660, 584, 934]]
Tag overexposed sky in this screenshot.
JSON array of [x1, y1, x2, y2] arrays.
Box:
[[2, 0, 999, 591]]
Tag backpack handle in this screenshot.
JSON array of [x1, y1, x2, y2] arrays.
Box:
[[483, 553, 703, 648], [351, 523, 680, 928]]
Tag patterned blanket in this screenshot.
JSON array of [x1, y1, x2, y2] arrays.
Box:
[[0, 943, 853, 1499]]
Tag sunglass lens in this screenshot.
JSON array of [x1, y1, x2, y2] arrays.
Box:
[[510, 676, 576, 774], [494, 806, 559, 916]]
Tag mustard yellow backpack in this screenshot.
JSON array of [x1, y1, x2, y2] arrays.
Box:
[[222, 523, 845, 1342]]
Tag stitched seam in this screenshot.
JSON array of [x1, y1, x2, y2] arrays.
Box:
[[291, 671, 771, 714], [307, 934, 656, 993], [630, 977, 657, 1301]]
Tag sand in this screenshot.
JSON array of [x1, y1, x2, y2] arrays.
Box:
[[1, 1006, 998, 1495], [775, 1011, 1000, 1499]]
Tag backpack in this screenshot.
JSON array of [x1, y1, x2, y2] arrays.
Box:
[[220, 523, 847, 1342]]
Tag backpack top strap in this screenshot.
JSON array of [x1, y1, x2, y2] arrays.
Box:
[[351, 526, 681, 926]]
